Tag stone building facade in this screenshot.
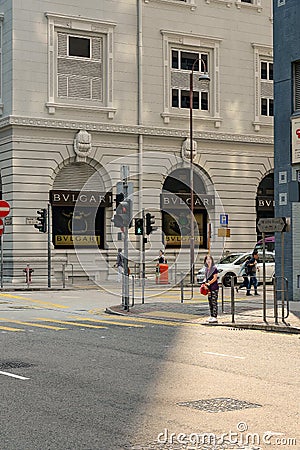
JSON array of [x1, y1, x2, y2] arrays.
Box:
[[0, 0, 273, 284]]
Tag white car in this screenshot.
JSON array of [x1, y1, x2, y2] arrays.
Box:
[[196, 252, 275, 287]]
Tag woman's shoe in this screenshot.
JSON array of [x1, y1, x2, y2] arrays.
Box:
[[207, 317, 218, 323]]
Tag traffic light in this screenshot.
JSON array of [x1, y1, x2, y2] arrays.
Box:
[[145, 213, 156, 235], [134, 218, 143, 235], [34, 208, 47, 233], [112, 200, 132, 228], [115, 193, 124, 208]]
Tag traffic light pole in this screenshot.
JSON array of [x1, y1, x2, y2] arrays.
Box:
[[122, 181, 129, 311], [142, 208, 145, 304], [47, 203, 51, 288]]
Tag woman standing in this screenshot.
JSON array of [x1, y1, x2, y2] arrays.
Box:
[[158, 249, 166, 264], [204, 254, 219, 323]]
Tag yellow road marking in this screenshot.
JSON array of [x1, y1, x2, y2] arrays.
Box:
[[100, 315, 199, 327], [0, 325, 24, 332], [0, 318, 66, 331], [67, 316, 144, 328], [35, 318, 107, 329], [0, 293, 68, 309]]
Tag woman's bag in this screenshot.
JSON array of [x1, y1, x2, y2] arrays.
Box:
[[200, 283, 209, 296]]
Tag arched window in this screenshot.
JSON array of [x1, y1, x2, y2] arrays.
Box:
[[256, 173, 274, 239], [162, 168, 209, 249], [50, 163, 109, 249]]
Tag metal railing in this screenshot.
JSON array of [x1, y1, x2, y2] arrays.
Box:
[[273, 276, 289, 324], [229, 274, 289, 325]]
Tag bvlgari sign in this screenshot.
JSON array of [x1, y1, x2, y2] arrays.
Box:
[[49, 190, 112, 207], [160, 193, 215, 210]]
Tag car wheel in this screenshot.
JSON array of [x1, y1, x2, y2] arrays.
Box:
[[222, 272, 237, 287]]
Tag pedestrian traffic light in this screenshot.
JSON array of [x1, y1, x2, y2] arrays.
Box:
[[34, 208, 47, 233], [135, 218, 143, 235], [112, 200, 132, 228], [145, 212, 156, 235]]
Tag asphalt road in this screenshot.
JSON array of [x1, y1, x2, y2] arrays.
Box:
[[0, 290, 299, 450]]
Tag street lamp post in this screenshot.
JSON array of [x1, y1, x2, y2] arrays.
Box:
[[189, 58, 210, 284]]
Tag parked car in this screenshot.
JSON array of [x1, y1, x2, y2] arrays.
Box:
[[196, 252, 275, 287]]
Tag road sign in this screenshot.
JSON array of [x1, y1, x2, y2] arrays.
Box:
[[257, 217, 287, 233], [0, 200, 10, 218], [0, 219, 3, 236], [218, 227, 230, 237], [220, 214, 229, 226]]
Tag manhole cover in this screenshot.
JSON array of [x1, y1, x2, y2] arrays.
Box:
[[177, 397, 262, 413], [0, 361, 33, 370]]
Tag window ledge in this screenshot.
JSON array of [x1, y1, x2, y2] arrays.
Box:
[[205, 0, 232, 7], [205, 0, 262, 10], [0, 103, 3, 115], [46, 102, 116, 119], [252, 119, 273, 132], [235, 1, 262, 13], [161, 111, 222, 128], [144, 0, 196, 11]]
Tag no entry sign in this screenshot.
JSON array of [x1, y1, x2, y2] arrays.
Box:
[[0, 200, 10, 218]]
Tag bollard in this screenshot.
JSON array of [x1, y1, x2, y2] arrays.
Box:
[[230, 275, 235, 323], [62, 264, 66, 289], [180, 277, 184, 303], [23, 264, 34, 288], [131, 275, 135, 307]]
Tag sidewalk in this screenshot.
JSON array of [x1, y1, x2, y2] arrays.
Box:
[[106, 290, 300, 334]]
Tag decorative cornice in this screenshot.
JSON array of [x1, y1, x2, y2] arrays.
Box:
[[0, 115, 274, 145]]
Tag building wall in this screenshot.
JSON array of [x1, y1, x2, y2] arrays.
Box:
[[273, 0, 300, 300], [0, 0, 274, 282]]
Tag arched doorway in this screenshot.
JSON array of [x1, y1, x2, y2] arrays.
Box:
[[161, 168, 212, 249], [50, 162, 111, 250], [256, 173, 274, 240]]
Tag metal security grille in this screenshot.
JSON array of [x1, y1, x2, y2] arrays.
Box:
[[294, 61, 300, 111], [57, 32, 103, 101]]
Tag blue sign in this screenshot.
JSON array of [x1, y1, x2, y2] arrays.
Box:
[[220, 214, 229, 226]]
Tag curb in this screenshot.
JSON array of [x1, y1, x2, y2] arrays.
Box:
[[105, 306, 300, 334], [219, 322, 300, 334]]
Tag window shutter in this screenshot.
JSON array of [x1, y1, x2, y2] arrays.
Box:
[[53, 164, 104, 191], [57, 33, 103, 101]]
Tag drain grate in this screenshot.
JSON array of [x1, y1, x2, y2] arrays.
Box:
[[0, 360, 33, 370], [177, 397, 262, 413]]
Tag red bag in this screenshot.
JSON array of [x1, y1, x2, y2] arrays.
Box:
[[200, 283, 209, 295]]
